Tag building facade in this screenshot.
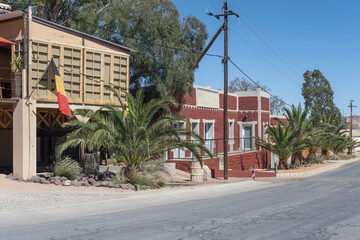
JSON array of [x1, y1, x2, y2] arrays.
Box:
[[167, 85, 275, 178], [0, 11, 133, 179]]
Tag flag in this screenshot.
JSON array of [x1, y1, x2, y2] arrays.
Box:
[[51, 58, 72, 117]]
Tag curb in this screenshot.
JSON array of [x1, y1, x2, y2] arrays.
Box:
[[277, 157, 360, 178]]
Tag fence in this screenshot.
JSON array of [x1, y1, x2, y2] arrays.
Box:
[[167, 137, 258, 160]]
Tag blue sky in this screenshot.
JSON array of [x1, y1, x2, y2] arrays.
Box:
[[173, 0, 360, 116]]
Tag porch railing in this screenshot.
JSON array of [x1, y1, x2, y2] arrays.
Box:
[[167, 137, 258, 160]]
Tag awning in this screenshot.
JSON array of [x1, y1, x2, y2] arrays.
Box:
[[0, 37, 15, 47]]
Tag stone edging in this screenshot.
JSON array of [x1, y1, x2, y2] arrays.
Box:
[[277, 157, 360, 178]]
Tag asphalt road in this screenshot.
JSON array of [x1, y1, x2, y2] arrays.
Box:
[[2, 161, 360, 240]]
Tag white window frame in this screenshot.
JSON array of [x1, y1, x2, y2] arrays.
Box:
[[203, 119, 215, 154], [228, 119, 235, 152], [238, 121, 256, 150], [171, 121, 186, 158]]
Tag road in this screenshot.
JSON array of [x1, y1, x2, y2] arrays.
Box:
[[2, 161, 360, 240]]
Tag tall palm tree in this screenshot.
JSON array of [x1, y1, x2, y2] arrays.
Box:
[[56, 88, 213, 180], [256, 124, 309, 169], [281, 104, 312, 166]]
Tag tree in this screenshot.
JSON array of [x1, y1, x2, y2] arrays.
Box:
[[68, 0, 208, 98], [281, 104, 312, 167], [302, 69, 341, 126], [228, 77, 285, 114], [256, 124, 308, 169], [56, 88, 213, 181], [7, 0, 96, 24]]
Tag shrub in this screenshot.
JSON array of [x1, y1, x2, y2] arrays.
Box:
[[327, 155, 340, 160], [289, 164, 296, 169], [53, 158, 81, 180], [107, 158, 117, 166], [131, 172, 168, 188], [338, 154, 356, 160], [313, 157, 324, 164]]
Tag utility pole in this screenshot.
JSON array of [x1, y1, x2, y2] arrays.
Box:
[[191, 1, 238, 180], [207, 1, 238, 180], [348, 100, 357, 154]]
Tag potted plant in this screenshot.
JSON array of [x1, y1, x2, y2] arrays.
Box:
[[10, 55, 22, 99]]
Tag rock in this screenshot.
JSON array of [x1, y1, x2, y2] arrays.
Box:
[[10, 175, 18, 181], [82, 182, 90, 187], [114, 183, 120, 189], [81, 177, 89, 181], [25, 179, 32, 183], [40, 179, 50, 184], [54, 180, 62, 185], [54, 176, 61, 180], [108, 182, 115, 188], [120, 184, 129, 189], [100, 181, 110, 187], [134, 184, 140, 191], [17, 178, 24, 182], [39, 177, 46, 182], [31, 176, 40, 183], [60, 176, 68, 181], [126, 184, 135, 190], [72, 181, 81, 187], [5, 173, 13, 179], [62, 180, 72, 186], [87, 178, 95, 184], [49, 178, 56, 184], [91, 181, 99, 187]]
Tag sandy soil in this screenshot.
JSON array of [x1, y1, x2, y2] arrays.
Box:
[[278, 162, 335, 173]]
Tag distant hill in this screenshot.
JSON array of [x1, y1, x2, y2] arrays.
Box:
[[343, 115, 360, 129]]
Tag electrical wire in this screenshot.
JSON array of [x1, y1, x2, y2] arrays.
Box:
[[228, 57, 291, 107]]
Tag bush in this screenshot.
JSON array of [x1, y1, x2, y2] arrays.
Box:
[[289, 164, 296, 169], [112, 159, 170, 188], [327, 155, 340, 160], [107, 158, 117, 166], [131, 172, 168, 188], [53, 158, 81, 180], [313, 157, 324, 164], [338, 154, 356, 160]]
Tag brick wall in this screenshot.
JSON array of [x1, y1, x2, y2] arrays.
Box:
[[167, 149, 274, 178], [261, 97, 270, 111], [238, 96, 258, 110], [219, 94, 237, 110]]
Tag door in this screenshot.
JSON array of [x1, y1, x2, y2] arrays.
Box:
[[243, 125, 252, 150], [172, 122, 185, 158]]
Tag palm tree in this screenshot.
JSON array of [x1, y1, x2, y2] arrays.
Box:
[[281, 104, 312, 166], [56, 88, 213, 181], [256, 124, 309, 169]]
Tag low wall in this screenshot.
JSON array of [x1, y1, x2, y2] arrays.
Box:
[[167, 149, 275, 178]]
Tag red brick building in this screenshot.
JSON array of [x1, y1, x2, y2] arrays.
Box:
[[167, 85, 276, 178]]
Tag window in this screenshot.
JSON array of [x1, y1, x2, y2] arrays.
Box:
[[63, 47, 81, 100], [243, 125, 252, 149], [172, 121, 186, 158], [103, 54, 112, 101], [229, 120, 234, 152], [113, 56, 127, 102], [85, 51, 101, 100], [204, 120, 215, 154], [32, 42, 49, 97]]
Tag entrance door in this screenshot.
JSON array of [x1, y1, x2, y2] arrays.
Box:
[[204, 122, 214, 153], [172, 122, 185, 158], [243, 125, 252, 150]]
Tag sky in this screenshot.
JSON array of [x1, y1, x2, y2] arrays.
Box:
[[173, 0, 360, 116]]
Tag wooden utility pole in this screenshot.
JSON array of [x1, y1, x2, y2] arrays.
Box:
[[348, 100, 357, 154], [191, 0, 238, 180], [207, 1, 238, 180]]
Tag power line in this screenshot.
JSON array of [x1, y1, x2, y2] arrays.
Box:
[[228, 57, 291, 107], [72, 18, 224, 60], [228, 25, 302, 88], [228, 0, 304, 74]]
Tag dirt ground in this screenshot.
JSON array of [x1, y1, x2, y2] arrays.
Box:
[[278, 162, 335, 173]]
